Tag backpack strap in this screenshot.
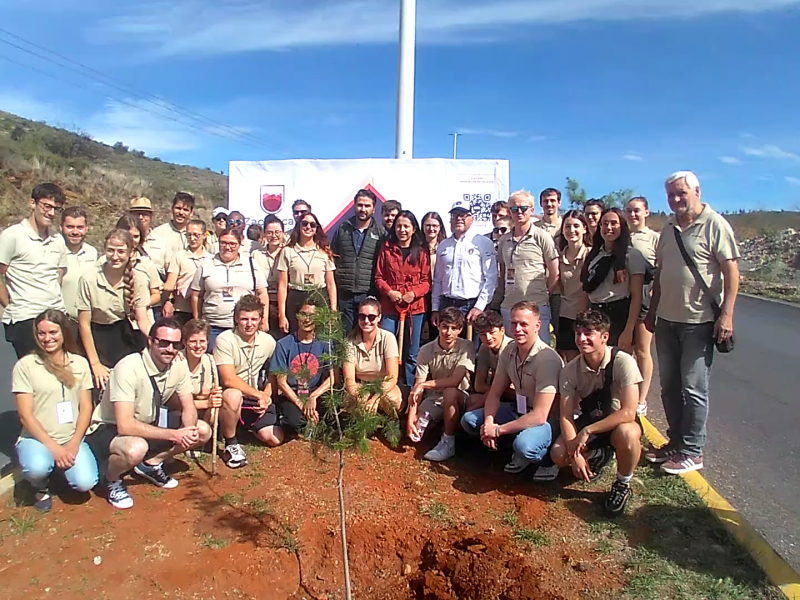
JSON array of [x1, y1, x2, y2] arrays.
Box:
[[601, 348, 619, 415]]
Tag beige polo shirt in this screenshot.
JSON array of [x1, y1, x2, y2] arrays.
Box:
[[559, 347, 642, 413], [630, 228, 659, 267], [143, 231, 173, 278], [252, 247, 283, 293], [586, 246, 648, 304], [168, 249, 212, 313], [190, 254, 268, 328], [77, 263, 150, 324], [536, 217, 562, 245], [415, 338, 475, 391], [60, 240, 99, 320], [213, 329, 277, 388], [559, 245, 589, 320], [500, 338, 563, 409], [188, 353, 218, 395], [476, 335, 513, 383], [152, 221, 188, 260], [344, 328, 400, 381], [497, 226, 558, 309], [12, 353, 93, 444], [277, 245, 336, 290], [0, 219, 67, 323], [90, 349, 193, 429]]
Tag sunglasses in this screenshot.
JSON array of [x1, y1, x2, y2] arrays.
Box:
[[227, 219, 244, 225], [152, 337, 184, 350], [293, 209, 309, 216], [509, 205, 531, 213], [300, 220, 318, 229], [451, 212, 471, 220], [358, 313, 378, 323], [493, 226, 509, 235]]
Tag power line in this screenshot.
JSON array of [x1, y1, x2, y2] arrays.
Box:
[[0, 27, 287, 154]]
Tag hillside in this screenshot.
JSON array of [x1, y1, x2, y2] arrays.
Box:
[[0, 109, 227, 246]]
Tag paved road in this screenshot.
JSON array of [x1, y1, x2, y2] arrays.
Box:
[[0, 334, 20, 475], [646, 294, 800, 573]]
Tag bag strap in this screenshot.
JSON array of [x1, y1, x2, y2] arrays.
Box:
[[600, 348, 618, 415], [249, 255, 257, 291], [672, 226, 721, 317]]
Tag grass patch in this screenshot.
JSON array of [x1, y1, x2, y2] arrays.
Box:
[[247, 498, 273, 518], [274, 522, 299, 554], [513, 526, 550, 547], [219, 493, 243, 507], [200, 533, 229, 550], [9, 514, 36, 536], [421, 501, 450, 523]]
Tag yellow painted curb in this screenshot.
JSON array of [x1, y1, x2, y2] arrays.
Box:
[[641, 416, 800, 600]]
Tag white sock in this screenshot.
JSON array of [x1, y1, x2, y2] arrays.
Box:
[[617, 472, 633, 484], [442, 433, 455, 443]]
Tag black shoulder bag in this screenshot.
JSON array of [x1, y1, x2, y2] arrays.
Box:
[[582, 254, 615, 294], [579, 348, 619, 419], [672, 227, 735, 353]]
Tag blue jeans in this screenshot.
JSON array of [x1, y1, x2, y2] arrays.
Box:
[[655, 318, 715, 457], [381, 313, 424, 386], [502, 304, 552, 345], [339, 292, 370, 336], [461, 405, 553, 462], [208, 326, 229, 351], [16, 437, 99, 492]]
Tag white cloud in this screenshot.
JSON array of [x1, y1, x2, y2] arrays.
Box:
[[93, 0, 800, 57], [456, 128, 519, 138], [756, 174, 774, 181], [742, 144, 800, 162], [718, 156, 742, 165], [528, 135, 547, 142], [623, 153, 644, 161], [0, 90, 66, 123], [786, 176, 800, 186]]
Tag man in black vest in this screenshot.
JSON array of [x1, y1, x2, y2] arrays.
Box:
[[331, 189, 386, 333]]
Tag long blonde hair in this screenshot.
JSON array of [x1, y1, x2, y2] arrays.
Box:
[[33, 310, 78, 388], [104, 228, 137, 312]]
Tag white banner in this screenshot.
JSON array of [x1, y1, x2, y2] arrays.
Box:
[[228, 158, 510, 236]]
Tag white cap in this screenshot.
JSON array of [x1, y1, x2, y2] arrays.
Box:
[[449, 199, 471, 213], [212, 206, 228, 218]]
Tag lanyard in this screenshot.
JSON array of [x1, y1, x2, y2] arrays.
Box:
[[239, 341, 259, 388], [295, 247, 317, 274], [509, 226, 532, 263], [142, 355, 164, 424], [514, 349, 527, 390]]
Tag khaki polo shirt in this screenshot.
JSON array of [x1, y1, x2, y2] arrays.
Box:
[[213, 329, 277, 388], [188, 353, 218, 395], [586, 246, 647, 304], [168, 249, 212, 313], [0, 219, 67, 323], [77, 263, 150, 324], [90, 349, 193, 430], [143, 231, 173, 277], [630, 228, 659, 267], [344, 328, 400, 381], [559, 347, 642, 413], [277, 245, 336, 290], [190, 254, 268, 328], [60, 241, 99, 320], [12, 353, 93, 444], [152, 221, 189, 260], [205, 232, 219, 255], [497, 226, 558, 309], [415, 338, 475, 391], [559, 245, 589, 320], [476, 335, 513, 384], [500, 338, 563, 408], [536, 217, 562, 245], [656, 205, 739, 324], [252, 248, 283, 293]]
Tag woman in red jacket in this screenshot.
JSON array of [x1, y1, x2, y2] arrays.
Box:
[[375, 210, 431, 387]]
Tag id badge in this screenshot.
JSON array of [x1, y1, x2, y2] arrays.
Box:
[[303, 273, 315, 285], [157, 407, 169, 428], [222, 287, 235, 302], [516, 393, 528, 415], [505, 268, 516, 285], [56, 401, 75, 425]]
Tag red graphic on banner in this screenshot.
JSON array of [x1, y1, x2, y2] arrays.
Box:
[[260, 185, 285, 214], [325, 183, 387, 234]]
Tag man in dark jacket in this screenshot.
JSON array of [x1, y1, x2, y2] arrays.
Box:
[[331, 189, 386, 333]]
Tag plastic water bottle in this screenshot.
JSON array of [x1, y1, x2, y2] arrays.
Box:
[[411, 411, 431, 443]]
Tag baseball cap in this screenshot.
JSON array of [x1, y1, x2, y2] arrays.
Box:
[[212, 206, 228, 218], [129, 197, 152, 212], [449, 199, 471, 213]]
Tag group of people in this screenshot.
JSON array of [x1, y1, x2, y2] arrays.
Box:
[[1, 169, 739, 517]]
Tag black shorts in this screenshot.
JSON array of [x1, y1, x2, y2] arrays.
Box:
[[239, 400, 280, 431], [556, 317, 577, 352], [590, 297, 631, 346], [86, 414, 183, 468], [573, 412, 643, 451]]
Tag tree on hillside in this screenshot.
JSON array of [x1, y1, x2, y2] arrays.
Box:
[[113, 141, 129, 154], [565, 177, 635, 209]]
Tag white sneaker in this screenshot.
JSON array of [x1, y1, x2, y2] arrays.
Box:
[[224, 444, 248, 469], [504, 453, 533, 474], [107, 480, 134, 509], [424, 437, 455, 462]]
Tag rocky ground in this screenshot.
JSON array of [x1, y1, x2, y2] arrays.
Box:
[[738, 228, 800, 302]]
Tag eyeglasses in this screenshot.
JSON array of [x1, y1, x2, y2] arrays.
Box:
[[358, 313, 378, 323], [509, 205, 531, 213], [219, 241, 240, 248], [186, 232, 204, 238], [493, 226, 509, 235], [227, 219, 244, 226], [300, 221, 318, 229], [36, 200, 63, 214], [151, 337, 184, 350], [450, 212, 471, 220], [297, 311, 315, 319]]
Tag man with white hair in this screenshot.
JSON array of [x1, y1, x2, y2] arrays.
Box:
[[644, 171, 739, 475]]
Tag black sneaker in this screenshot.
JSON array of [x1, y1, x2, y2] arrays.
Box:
[[588, 447, 614, 482], [133, 462, 178, 489], [604, 479, 632, 517], [33, 488, 52, 512]]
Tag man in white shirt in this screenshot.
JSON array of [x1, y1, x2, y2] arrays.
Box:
[[58, 206, 99, 324], [431, 200, 497, 340], [151, 191, 195, 264]]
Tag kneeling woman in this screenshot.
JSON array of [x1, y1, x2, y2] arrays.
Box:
[[13, 310, 99, 511], [343, 298, 403, 415], [181, 319, 223, 424]]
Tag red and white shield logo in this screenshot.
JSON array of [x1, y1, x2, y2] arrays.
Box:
[[260, 185, 284, 214]]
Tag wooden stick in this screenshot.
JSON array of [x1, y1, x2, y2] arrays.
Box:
[[397, 310, 407, 365], [211, 406, 219, 476], [466, 323, 473, 340]]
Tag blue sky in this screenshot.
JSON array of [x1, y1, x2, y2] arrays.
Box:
[[1, 0, 800, 213]]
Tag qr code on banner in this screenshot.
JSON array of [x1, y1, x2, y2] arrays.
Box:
[[465, 193, 492, 222]]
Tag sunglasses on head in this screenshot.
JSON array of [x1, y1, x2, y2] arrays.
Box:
[[493, 226, 509, 235], [358, 313, 378, 323], [227, 219, 244, 225], [509, 205, 531, 213], [151, 337, 184, 350], [300, 220, 318, 229]]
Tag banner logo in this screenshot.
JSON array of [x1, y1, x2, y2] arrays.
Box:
[[260, 185, 285, 214]]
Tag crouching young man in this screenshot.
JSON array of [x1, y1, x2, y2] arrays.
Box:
[[408, 307, 475, 461], [460, 301, 563, 474], [213, 295, 277, 468], [550, 309, 643, 517], [86, 317, 212, 509]]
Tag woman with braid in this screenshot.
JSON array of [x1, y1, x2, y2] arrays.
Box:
[[77, 229, 152, 389], [116, 215, 162, 320]]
